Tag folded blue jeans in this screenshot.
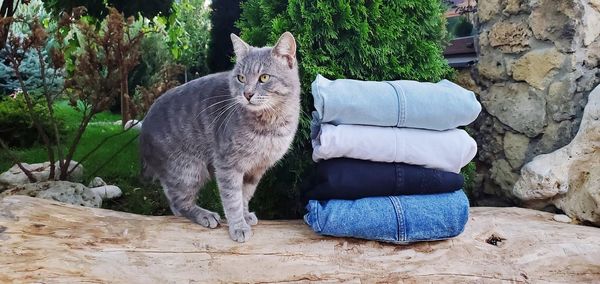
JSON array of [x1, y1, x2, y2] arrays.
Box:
[[311, 74, 481, 131], [304, 158, 464, 200], [304, 190, 469, 244]]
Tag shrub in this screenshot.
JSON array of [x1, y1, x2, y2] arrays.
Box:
[[0, 94, 65, 148], [238, 0, 453, 218]]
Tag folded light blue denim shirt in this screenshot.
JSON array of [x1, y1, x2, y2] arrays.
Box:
[[311, 74, 481, 131], [304, 190, 469, 244]]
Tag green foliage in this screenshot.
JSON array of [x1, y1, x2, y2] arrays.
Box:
[[0, 95, 65, 148], [43, 0, 173, 19], [207, 0, 241, 72], [0, 101, 171, 215], [163, 0, 211, 77], [0, 47, 64, 95], [238, 0, 453, 218], [447, 16, 474, 38], [0, 0, 64, 95]]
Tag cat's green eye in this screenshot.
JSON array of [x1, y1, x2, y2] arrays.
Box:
[[237, 74, 246, 83], [259, 74, 270, 83]]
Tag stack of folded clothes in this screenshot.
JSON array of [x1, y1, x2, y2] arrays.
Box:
[[303, 74, 482, 244]]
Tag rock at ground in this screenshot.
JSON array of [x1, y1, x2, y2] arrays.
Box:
[[0, 196, 599, 282], [513, 84, 600, 225], [0, 181, 101, 208], [89, 185, 122, 200], [0, 161, 84, 188], [88, 177, 107, 188], [553, 214, 573, 223], [124, 119, 142, 130]]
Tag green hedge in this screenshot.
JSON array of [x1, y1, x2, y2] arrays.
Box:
[[0, 95, 65, 148], [237, 0, 453, 219]]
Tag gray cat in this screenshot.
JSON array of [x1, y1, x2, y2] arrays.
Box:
[[139, 32, 300, 242]]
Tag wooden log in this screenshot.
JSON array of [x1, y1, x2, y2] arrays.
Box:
[[1, 196, 599, 283]]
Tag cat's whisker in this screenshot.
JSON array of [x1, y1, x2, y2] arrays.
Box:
[[206, 100, 239, 118], [219, 104, 240, 134], [195, 98, 239, 119], [209, 101, 239, 129]]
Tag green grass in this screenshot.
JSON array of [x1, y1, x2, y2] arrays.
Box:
[[0, 101, 177, 215]]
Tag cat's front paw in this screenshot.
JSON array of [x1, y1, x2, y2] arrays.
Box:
[[228, 222, 252, 243], [244, 211, 258, 226]]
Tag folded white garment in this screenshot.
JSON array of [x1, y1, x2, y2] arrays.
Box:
[[312, 124, 477, 173]]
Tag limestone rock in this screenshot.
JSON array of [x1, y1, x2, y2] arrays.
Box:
[[503, 132, 530, 169], [591, 0, 600, 12], [512, 48, 566, 90], [513, 84, 600, 225], [529, 0, 578, 52], [583, 4, 600, 46], [553, 214, 573, 223], [478, 0, 501, 23], [481, 83, 546, 137], [0, 181, 101, 208], [124, 119, 142, 130], [503, 0, 524, 14], [0, 161, 84, 187], [455, 69, 479, 95], [90, 185, 122, 200], [488, 21, 531, 53], [88, 177, 107, 188], [2, 196, 600, 283]]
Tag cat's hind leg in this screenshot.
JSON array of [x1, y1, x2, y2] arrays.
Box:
[[161, 160, 221, 229]]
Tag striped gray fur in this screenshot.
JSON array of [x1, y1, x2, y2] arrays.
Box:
[[139, 32, 300, 242]]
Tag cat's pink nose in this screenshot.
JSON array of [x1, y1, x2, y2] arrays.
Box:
[[244, 92, 254, 101]]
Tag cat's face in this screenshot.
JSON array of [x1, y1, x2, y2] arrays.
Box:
[[229, 32, 299, 112]]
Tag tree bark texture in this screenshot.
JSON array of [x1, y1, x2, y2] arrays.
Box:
[[0, 196, 599, 283]]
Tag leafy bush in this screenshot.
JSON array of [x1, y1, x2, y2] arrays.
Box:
[[0, 94, 65, 148], [0, 0, 64, 95], [238, 0, 453, 218]]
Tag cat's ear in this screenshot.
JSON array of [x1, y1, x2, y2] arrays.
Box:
[[272, 32, 296, 69], [230, 33, 250, 61]]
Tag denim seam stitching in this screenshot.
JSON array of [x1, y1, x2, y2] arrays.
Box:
[[385, 82, 406, 127], [315, 75, 324, 122], [314, 201, 322, 232], [389, 196, 406, 242]]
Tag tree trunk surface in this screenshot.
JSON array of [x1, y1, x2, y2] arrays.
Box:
[[1, 196, 599, 283]]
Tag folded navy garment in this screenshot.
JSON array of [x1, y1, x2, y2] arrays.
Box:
[[304, 190, 470, 244], [303, 158, 464, 200], [311, 74, 481, 131]]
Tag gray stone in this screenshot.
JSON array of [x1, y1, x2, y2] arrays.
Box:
[[529, 0, 578, 52], [503, 132, 530, 169], [0, 181, 102, 208], [533, 120, 575, 156], [0, 161, 84, 187], [513, 84, 600, 225], [478, 0, 502, 23], [477, 49, 507, 81], [481, 83, 546, 137], [90, 185, 122, 200], [490, 159, 520, 192], [547, 78, 578, 122], [88, 177, 107, 188], [583, 3, 600, 46]]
